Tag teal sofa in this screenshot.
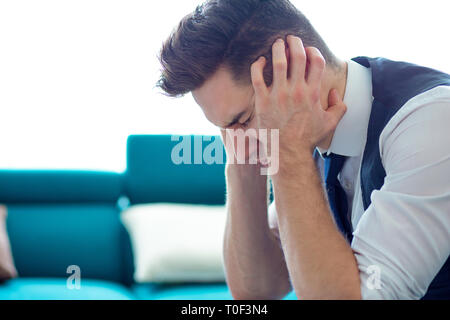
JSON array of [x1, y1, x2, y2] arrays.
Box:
[[0, 135, 296, 300]]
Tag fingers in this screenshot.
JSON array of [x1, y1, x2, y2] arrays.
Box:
[[268, 36, 325, 90], [286, 35, 306, 84], [328, 88, 341, 107], [325, 89, 347, 130], [272, 38, 288, 89], [250, 56, 268, 97], [305, 47, 326, 87]]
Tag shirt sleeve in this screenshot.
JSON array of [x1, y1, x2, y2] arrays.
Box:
[[352, 87, 450, 299]]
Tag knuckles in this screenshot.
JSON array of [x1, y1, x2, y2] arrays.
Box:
[[252, 77, 265, 89], [273, 60, 287, 72], [310, 88, 320, 103], [256, 94, 270, 109], [275, 89, 288, 104], [309, 50, 326, 69], [291, 86, 304, 102], [291, 50, 306, 63]]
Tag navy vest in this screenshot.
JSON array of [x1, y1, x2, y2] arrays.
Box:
[[350, 56, 450, 299]]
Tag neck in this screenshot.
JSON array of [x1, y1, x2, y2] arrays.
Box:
[[317, 59, 348, 151]]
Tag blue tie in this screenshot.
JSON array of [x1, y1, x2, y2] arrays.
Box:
[[323, 152, 353, 243]]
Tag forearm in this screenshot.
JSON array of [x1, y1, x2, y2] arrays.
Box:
[[223, 165, 291, 299], [272, 153, 361, 299]]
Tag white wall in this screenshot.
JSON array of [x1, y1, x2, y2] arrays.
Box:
[[0, 0, 448, 172]]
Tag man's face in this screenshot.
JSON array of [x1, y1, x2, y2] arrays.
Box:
[[192, 66, 255, 132], [192, 66, 262, 162]]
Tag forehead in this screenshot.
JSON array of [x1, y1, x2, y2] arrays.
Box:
[[192, 67, 253, 128]]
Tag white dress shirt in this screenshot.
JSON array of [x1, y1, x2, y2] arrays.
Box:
[[268, 59, 450, 299]]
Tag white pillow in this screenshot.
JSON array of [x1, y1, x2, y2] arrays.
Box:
[[120, 203, 227, 283]]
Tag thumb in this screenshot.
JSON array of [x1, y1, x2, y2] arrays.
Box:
[[326, 88, 347, 125]]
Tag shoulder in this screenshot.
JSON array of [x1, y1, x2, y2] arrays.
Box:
[[379, 85, 450, 174]]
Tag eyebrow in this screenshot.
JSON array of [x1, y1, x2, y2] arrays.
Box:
[[224, 111, 246, 128]]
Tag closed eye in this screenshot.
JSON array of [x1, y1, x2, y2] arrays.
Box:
[[241, 117, 251, 128], [240, 111, 253, 128]]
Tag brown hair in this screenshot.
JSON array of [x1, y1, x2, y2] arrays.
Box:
[[157, 0, 337, 97]]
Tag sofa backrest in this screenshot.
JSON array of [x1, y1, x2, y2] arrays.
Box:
[[124, 135, 226, 205], [0, 170, 134, 285]]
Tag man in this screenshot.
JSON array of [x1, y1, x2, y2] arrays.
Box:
[[157, 0, 450, 299]]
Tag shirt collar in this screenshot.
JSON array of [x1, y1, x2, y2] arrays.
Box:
[[317, 59, 373, 158]]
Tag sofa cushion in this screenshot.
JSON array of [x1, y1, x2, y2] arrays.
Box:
[[0, 278, 134, 300], [0, 170, 123, 204], [132, 283, 233, 300], [121, 203, 226, 283], [124, 135, 226, 205], [6, 204, 134, 285], [132, 283, 299, 300]]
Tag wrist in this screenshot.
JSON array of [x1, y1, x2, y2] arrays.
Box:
[[272, 147, 315, 183], [226, 163, 268, 192], [226, 162, 262, 178]]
